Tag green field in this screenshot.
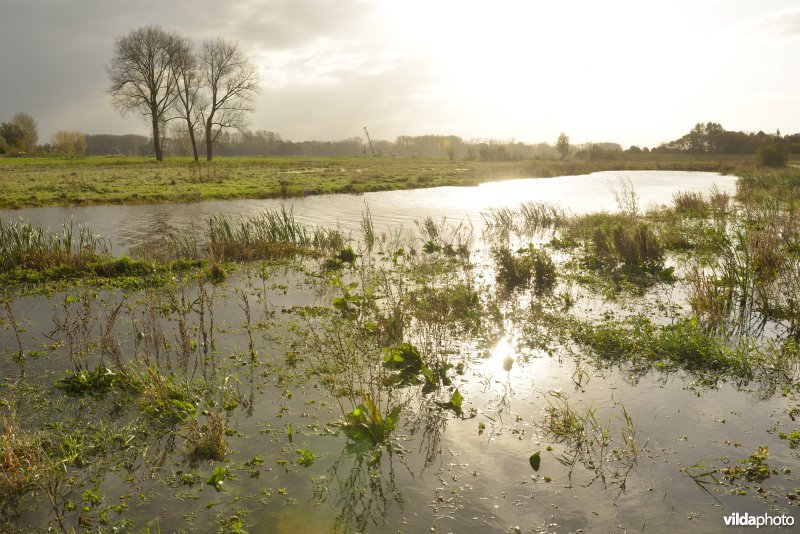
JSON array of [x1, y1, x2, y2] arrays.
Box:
[[0, 154, 765, 209]]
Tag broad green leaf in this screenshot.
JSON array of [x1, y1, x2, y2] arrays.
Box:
[[207, 466, 226, 491], [529, 451, 541, 471]]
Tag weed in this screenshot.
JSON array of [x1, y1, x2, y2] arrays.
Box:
[[673, 191, 708, 215], [491, 244, 557, 293], [2, 301, 25, 374], [0, 218, 108, 273], [343, 397, 402, 446], [610, 176, 639, 216], [186, 411, 228, 462], [207, 207, 310, 261], [0, 412, 42, 508]]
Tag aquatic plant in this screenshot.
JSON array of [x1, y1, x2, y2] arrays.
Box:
[[491, 244, 557, 293], [0, 412, 43, 508], [672, 190, 708, 215], [207, 207, 310, 261], [343, 397, 402, 446], [0, 219, 108, 273], [538, 392, 643, 495], [186, 411, 228, 462]]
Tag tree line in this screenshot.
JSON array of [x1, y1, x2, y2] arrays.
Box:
[[107, 25, 259, 162], [653, 122, 800, 156]]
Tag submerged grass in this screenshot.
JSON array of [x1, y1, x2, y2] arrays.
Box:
[[570, 314, 800, 385]]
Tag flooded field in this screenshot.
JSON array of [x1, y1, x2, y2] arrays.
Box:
[[1, 171, 798, 533]]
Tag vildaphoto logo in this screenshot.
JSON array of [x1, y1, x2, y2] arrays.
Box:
[[723, 512, 795, 528]]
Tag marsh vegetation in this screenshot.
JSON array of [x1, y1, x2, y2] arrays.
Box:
[[0, 166, 798, 532]]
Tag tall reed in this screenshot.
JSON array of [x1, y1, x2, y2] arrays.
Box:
[[0, 219, 108, 272]]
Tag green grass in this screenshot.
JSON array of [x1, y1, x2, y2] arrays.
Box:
[[0, 154, 764, 209]]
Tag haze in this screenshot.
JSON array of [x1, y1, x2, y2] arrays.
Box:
[[1, 0, 799, 148]]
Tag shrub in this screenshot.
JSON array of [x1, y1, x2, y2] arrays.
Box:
[[756, 143, 787, 168]]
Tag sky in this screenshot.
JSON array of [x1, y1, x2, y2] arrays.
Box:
[[1, 0, 799, 148]]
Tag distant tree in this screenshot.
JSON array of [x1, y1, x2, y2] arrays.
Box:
[[11, 112, 38, 153], [0, 122, 28, 154], [51, 131, 88, 156], [756, 143, 787, 168], [556, 133, 570, 159], [107, 26, 182, 161], [86, 134, 150, 156], [199, 38, 260, 161]]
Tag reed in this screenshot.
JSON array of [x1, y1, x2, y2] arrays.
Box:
[[207, 207, 311, 261], [0, 219, 108, 272]]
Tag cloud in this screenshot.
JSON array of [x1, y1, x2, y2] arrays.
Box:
[[749, 7, 800, 38]]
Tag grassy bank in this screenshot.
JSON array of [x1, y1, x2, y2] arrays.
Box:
[[0, 153, 762, 209]]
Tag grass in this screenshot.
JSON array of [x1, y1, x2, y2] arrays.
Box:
[[186, 411, 229, 462], [0, 153, 763, 209], [491, 244, 557, 293], [570, 314, 800, 384], [0, 412, 43, 508], [0, 218, 107, 272]]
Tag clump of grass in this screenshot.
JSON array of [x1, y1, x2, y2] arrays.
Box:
[[578, 218, 666, 283], [415, 216, 472, 257], [687, 219, 800, 338], [0, 413, 42, 508], [313, 227, 347, 256], [673, 191, 708, 215], [538, 391, 643, 493], [709, 185, 730, 216], [491, 244, 557, 293], [207, 207, 311, 261], [206, 262, 227, 283], [186, 411, 229, 462], [0, 218, 108, 273], [568, 315, 800, 383], [482, 202, 565, 240], [519, 201, 566, 233]]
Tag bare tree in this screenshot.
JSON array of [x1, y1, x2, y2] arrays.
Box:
[[170, 36, 203, 161], [107, 26, 181, 161], [200, 38, 260, 161]]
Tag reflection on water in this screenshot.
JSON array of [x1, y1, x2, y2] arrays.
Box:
[[5, 171, 795, 534], [0, 170, 736, 254], [312, 444, 404, 533]]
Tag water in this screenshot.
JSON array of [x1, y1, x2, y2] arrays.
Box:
[[0, 170, 736, 253], [2, 171, 797, 533]]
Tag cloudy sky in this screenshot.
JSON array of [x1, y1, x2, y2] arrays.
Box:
[[1, 0, 799, 148]]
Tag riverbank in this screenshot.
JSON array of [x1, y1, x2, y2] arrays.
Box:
[[0, 154, 762, 209]]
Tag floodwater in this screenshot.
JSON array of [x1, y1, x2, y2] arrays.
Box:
[[1, 170, 735, 253], [2, 171, 798, 533]]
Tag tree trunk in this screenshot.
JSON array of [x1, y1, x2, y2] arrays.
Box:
[[152, 113, 163, 162], [187, 119, 199, 162], [205, 119, 213, 161]]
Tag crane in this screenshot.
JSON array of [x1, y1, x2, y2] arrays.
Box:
[[363, 126, 376, 157]]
